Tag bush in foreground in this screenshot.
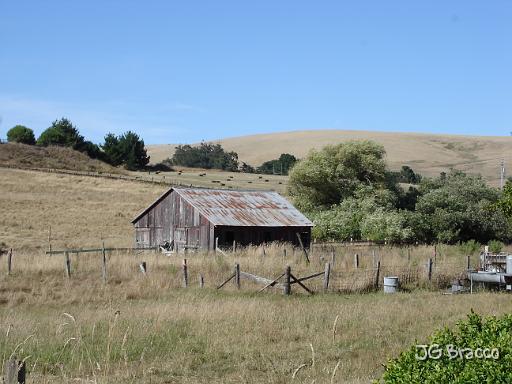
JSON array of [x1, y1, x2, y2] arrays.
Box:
[[381, 311, 512, 383]]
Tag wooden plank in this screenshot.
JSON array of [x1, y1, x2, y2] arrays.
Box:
[[290, 273, 313, 295], [289, 271, 324, 284], [239, 271, 274, 285], [216, 273, 236, 289], [296, 233, 310, 263], [258, 273, 285, 292], [46, 246, 158, 255]]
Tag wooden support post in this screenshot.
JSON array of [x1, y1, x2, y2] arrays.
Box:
[[283, 266, 291, 295], [3, 356, 25, 384], [102, 243, 107, 283], [331, 246, 336, 268], [323, 262, 331, 292], [233, 240, 236, 253], [7, 248, 12, 276], [428, 258, 433, 281], [199, 273, 204, 288], [372, 249, 376, 268], [433, 245, 437, 265], [354, 253, 359, 269], [375, 261, 381, 290], [215, 237, 219, 253], [65, 251, 71, 278], [467, 255, 471, 270], [234, 263, 240, 289], [295, 233, 310, 264], [182, 259, 188, 288], [139, 261, 147, 274]]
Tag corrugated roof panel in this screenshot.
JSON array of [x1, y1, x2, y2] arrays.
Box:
[[174, 188, 313, 227]]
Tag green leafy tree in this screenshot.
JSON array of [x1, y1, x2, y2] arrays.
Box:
[[171, 142, 239, 171], [7, 125, 36, 145], [101, 131, 150, 170], [412, 171, 509, 243], [288, 140, 389, 210], [37, 118, 84, 148], [494, 180, 512, 217], [257, 153, 298, 175]]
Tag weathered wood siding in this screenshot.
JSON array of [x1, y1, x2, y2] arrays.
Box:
[[134, 190, 212, 249]]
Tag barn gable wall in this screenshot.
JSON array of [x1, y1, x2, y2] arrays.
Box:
[[134, 190, 212, 249]]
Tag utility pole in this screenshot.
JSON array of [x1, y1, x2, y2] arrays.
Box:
[[500, 159, 505, 190]]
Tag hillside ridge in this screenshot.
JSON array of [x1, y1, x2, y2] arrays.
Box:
[[147, 129, 512, 185]]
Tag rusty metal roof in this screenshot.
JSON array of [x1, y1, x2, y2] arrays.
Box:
[[132, 187, 313, 227], [175, 188, 313, 227]]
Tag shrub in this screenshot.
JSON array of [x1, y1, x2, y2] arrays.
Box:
[[458, 240, 481, 256], [380, 311, 512, 383], [7, 125, 36, 145], [488, 240, 504, 253]]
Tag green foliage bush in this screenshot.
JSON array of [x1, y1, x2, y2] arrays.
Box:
[[7, 125, 36, 145], [381, 311, 512, 384], [488, 240, 504, 253], [458, 240, 481, 256]]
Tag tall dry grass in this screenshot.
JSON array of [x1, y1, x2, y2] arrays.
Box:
[[1, 246, 511, 383]]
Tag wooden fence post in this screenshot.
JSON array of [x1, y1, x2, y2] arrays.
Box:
[[3, 356, 25, 384], [215, 237, 219, 253], [199, 273, 204, 288], [182, 259, 188, 287], [65, 251, 71, 278], [102, 243, 107, 283], [330, 246, 336, 268], [354, 253, 359, 269], [467, 255, 471, 270], [7, 248, 12, 276], [235, 263, 240, 289], [323, 262, 331, 292], [283, 266, 291, 295], [233, 240, 236, 253], [375, 261, 381, 290], [428, 258, 433, 281]]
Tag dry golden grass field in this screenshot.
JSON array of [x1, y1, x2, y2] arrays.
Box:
[[1, 167, 511, 383], [147, 129, 512, 185]]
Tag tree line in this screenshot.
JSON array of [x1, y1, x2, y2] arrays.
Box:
[[6, 119, 149, 170], [287, 140, 512, 244], [168, 142, 298, 174]]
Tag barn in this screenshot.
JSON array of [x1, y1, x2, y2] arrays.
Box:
[[131, 187, 313, 251]]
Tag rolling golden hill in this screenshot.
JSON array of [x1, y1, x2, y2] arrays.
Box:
[[147, 130, 512, 185]]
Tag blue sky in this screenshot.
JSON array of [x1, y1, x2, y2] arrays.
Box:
[[0, 1, 510, 144]]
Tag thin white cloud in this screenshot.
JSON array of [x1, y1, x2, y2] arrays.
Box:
[[0, 94, 199, 143]]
